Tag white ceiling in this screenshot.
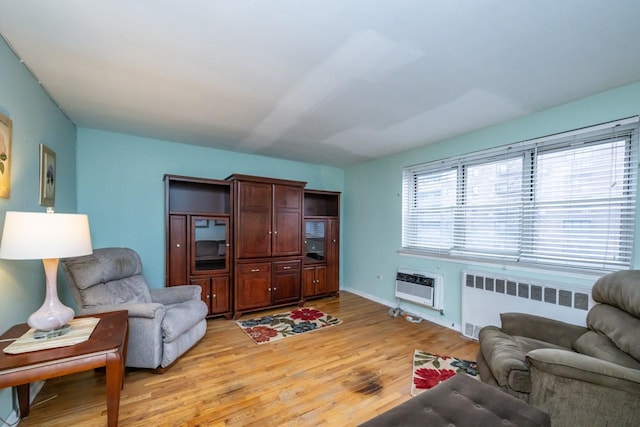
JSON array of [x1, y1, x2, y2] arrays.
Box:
[[1, 1, 640, 167]]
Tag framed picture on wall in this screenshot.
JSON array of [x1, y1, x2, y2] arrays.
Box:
[[0, 112, 12, 198], [39, 144, 56, 207]]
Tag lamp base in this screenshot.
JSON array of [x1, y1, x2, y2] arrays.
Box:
[[33, 324, 71, 340]]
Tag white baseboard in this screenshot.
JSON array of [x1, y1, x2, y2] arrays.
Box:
[[342, 286, 462, 332], [1, 381, 46, 427]]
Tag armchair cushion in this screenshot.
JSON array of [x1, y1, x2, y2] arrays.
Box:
[[150, 285, 201, 305], [587, 303, 640, 360], [162, 299, 208, 343], [65, 247, 143, 289], [63, 247, 152, 307], [81, 275, 151, 307], [573, 331, 640, 370], [592, 269, 640, 316]]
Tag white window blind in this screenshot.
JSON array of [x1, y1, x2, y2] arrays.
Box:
[[402, 117, 639, 273]]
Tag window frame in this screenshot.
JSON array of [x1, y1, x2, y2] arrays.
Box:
[[401, 117, 639, 274]]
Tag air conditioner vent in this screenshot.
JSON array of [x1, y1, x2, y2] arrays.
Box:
[[395, 269, 443, 309]]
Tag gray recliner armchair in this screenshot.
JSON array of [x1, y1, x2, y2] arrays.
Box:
[[61, 247, 208, 371], [477, 270, 640, 426]]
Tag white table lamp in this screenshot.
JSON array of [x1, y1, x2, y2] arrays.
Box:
[[0, 211, 92, 337]]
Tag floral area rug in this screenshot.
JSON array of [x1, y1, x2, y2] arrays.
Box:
[[235, 307, 342, 344], [411, 350, 479, 396]]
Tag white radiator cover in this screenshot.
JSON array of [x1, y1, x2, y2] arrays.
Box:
[[461, 270, 596, 340], [396, 268, 443, 310]]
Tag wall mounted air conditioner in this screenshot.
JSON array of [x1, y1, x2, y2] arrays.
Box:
[[395, 269, 443, 310]]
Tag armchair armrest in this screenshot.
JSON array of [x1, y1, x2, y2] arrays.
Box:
[[150, 285, 201, 305], [79, 302, 165, 319], [500, 312, 588, 349], [527, 348, 640, 394]]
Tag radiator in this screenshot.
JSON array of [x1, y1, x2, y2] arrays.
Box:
[[396, 269, 443, 310], [461, 270, 596, 339]]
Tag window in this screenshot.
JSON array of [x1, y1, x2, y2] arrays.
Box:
[[402, 117, 639, 273]]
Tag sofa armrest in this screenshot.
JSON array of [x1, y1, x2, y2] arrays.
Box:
[[79, 302, 165, 319], [500, 312, 588, 348], [150, 285, 201, 305], [527, 348, 640, 393]]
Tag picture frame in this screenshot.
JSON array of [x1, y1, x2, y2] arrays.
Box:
[[0, 112, 12, 198], [39, 144, 56, 207]]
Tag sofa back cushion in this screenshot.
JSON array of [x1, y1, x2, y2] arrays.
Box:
[[574, 330, 640, 369], [587, 304, 640, 361], [592, 270, 640, 317], [63, 247, 151, 307]]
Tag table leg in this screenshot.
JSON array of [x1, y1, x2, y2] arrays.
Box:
[[16, 383, 30, 417], [105, 352, 123, 427]]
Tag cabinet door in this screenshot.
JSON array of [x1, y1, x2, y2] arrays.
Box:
[[236, 181, 272, 258], [326, 219, 340, 293], [211, 276, 230, 315], [190, 276, 211, 313], [272, 185, 302, 257], [302, 266, 316, 297], [272, 260, 301, 305], [191, 216, 230, 275], [235, 262, 271, 311], [168, 215, 188, 286], [314, 265, 328, 296]]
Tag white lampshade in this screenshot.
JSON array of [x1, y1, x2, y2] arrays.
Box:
[[0, 211, 92, 260], [0, 211, 92, 333]]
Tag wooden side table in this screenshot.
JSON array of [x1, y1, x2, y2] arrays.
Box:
[[0, 310, 129, 427]]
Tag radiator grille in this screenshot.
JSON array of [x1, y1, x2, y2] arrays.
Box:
[[461, 270, 595, 339]]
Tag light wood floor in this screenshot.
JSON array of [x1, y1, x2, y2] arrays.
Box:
[[19, 291, 479, 426]]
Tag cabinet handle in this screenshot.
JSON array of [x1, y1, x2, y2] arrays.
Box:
[[268, 287, 271, 291], [332, 239, 336, 243], [273, 288, 277, 291], [176, 244, 181, 248], [206, 294, 210, 299], [283, 266, 291, 270], [274, 230, 278, 235], [213, 294, 216, 298], [251, 268, 260, 272], [268, 231, 272, 235], [226, 243, 230, 247]]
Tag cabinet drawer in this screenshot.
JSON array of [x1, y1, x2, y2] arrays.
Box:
[[273, 260, 300, 272], [238, 262, 271, 274]]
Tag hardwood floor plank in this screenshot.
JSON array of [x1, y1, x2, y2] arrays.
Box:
[[18, 292, 478, 426]]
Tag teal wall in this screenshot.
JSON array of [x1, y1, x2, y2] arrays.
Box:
[[0, 38, 77, 421], [343, 81, 640, 328], [76, 129, 344, 288]]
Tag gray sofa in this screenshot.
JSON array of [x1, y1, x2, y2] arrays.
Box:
[[477, 270, 640, 426], [61, 247, 208, 371]]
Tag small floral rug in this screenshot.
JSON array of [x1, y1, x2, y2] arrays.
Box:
[[235, 307, 342, 344], [411, 350, 479, 396]]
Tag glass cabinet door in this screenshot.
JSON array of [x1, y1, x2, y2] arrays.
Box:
[[304, 220, 326, 262], [191, 216, 229, 273]]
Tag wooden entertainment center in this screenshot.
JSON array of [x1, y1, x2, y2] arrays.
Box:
[[164, 174, 340, 319]]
